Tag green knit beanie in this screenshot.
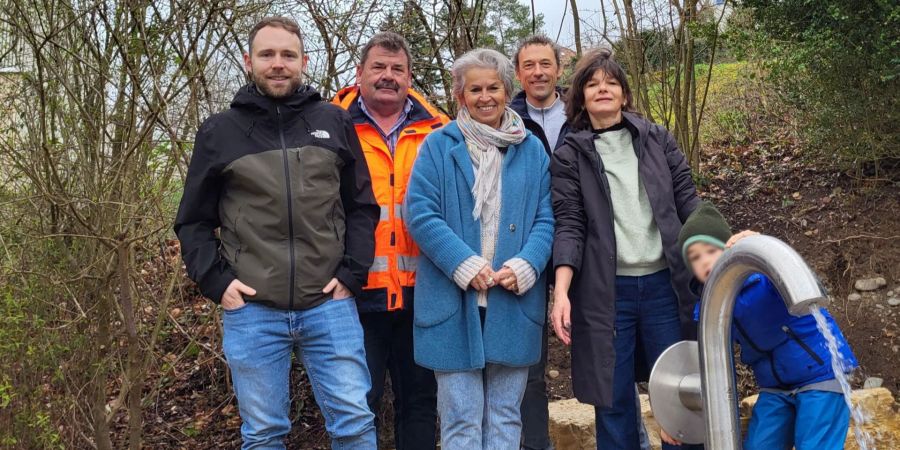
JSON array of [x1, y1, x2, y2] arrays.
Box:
[[678, 201, 733, 265]]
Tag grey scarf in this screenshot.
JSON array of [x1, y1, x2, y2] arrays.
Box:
[[456, 106, 526, 222]]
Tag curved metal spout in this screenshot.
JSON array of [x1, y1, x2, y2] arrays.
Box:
[[699, 235, 828, 449]]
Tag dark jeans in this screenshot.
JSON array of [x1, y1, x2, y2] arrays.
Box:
[[520, 294, 552, 450], [359, 308, 437, 450], [594, 269, 702, 450]]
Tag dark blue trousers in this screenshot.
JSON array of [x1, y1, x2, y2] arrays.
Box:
[[745, 390, 849, 450], [594, 269, 702, 450]]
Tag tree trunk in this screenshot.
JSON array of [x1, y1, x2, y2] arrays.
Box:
[[569, 0, 582, 57], [91, 290, 114, 450], [621, 0, 653, 120], [118, 242, 143, 449]]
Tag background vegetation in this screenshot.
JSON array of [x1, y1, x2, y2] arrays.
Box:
[[0, 0, 896, 448]]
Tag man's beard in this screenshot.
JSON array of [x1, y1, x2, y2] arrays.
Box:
[[252, 71, 303, 99]]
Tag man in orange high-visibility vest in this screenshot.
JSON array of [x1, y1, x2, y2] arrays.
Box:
[[333, 31, 448, 450]]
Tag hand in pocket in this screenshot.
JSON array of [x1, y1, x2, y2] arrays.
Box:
[[323, 278, 352, 300]]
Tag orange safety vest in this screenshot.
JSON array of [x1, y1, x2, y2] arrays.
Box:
[[332, 87, 449, 312]]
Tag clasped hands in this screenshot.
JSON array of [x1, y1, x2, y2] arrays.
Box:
[[469, 265, 518, 293]]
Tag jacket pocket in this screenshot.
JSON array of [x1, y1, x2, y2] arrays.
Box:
[[518, 288, 546, 326], [331, 202, 345, 242], [219, 205, 243, 266], [782, 325, 825, 366], [772, 326, 833, 387], [223, 301, 251, 314], [413, 270, 461, 327]]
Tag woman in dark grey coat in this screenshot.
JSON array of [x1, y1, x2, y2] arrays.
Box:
[[550, 49, 701, 450]]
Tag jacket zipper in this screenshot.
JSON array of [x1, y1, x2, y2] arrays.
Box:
[[529, 116, 552, 154], [782, 325, 825, 365], [276, 105, 297, 310], [734, 318, 787, 388]]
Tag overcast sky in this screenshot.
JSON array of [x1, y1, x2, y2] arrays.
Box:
[[528, 0, 574, 47], [526, 0, 609, 50]]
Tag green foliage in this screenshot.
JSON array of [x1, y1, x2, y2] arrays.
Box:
[[736, 0, 900, 167], [643, 63, 754, 139], [0, 285, 68, 449], [478, 0, 545, 56], [695, 61, 768, 146], [0, 377, 13, 408]]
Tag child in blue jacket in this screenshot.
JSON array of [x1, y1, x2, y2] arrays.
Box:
[[676, 202, 858, 450]]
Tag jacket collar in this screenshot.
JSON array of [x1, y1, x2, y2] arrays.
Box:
[[333, 86, 445, 126], [443, 121, 526, 191], [230, 83, 321, 115], [561, 111, 649, 156], [509, 87, 566, 121]]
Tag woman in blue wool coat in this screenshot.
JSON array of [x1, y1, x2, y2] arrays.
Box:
[[405, 48, 554, 450]]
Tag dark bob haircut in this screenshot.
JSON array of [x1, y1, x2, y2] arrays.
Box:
[[565, 48, 635, 131]]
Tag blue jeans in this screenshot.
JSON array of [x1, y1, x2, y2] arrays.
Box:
[[745, 390, 849, 450], [435, 364, 529, 450], [222, 299, 376, 450], [595, 270, 701, 450]]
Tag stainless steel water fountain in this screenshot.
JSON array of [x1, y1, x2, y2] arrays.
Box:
[[649, 235, 829, 449]]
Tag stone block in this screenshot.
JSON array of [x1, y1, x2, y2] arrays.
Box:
[[551, 388, 900, 450]]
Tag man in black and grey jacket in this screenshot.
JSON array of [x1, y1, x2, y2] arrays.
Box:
[[174, 16, 380, 449]]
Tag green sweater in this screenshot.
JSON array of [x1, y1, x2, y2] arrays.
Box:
[[594, 128, 667, 276]]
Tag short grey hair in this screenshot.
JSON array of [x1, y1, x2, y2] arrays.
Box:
[[451, 48, 515, 102]]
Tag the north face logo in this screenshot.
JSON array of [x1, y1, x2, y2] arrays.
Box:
[[311, 129, 330, 139]]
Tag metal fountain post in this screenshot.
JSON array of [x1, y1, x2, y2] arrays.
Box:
[[699, 235, 827, 448], [649, 235, 829, 448]]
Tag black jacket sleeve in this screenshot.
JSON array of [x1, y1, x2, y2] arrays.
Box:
[[173, 120, 235, 303], [335, 114, 379, 297], [550, 144, 587, 272], [662, 128, 700, 222]]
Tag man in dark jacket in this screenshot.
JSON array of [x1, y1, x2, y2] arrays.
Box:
[[510, 35, 568, 450], [511, 35, 569, 155], [174, 16, 380, 449]]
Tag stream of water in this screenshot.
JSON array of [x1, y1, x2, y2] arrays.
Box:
[[809, 304, 875, 450]]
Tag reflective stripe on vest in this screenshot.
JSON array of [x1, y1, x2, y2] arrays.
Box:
[[369, 255, 389, 273], [398, 255, 417, 272], [377, 204, 405, 223], [368, 254, 416, 274]]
